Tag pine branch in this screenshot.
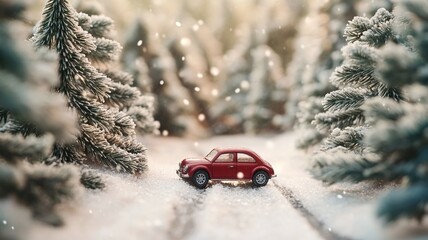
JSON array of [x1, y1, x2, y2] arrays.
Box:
[[321, 127, 365, 153], [323, 88, 366, 112], [17, 164, 80, 226], [365, 106, 428, 155], [105, 81, 140, 109], [79, 124, 146, 173], [344, 16, 372, 43], [0, 133, 54, 163], [363, 97, 405, 123], [378, 183, 428, 223], [87, 38, 121, 64], [103, 70, 134, 85], [315, 108, 365, 131], [77, 13, 114, 38], [311, 151, 379, 185], [80, 170, 105, 190]]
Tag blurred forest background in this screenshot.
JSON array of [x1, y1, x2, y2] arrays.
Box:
[[3, 0, 428, 238]]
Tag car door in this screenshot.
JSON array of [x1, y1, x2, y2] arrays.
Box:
[[212, 152, 236, 179], [237, 153, 257, 180]]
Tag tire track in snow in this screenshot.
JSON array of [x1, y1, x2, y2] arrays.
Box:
[[272, 181, 353, 240], [167, 145, 209, 240], [167, 187, 206, 240]]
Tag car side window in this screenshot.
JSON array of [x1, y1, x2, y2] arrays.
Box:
[[237, 153, 256, 163], [215, 153, 234, 163]]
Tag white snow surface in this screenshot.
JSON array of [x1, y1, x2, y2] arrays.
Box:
[[23, 131, 428, 240]]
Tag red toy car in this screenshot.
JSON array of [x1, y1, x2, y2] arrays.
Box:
[[176, 148, 276, 188]]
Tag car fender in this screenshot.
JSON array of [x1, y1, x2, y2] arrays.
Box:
[[189, 166, 212, 179], [252, 167, 271, 178]]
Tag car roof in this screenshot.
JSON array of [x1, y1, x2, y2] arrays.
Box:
[[214, 147, 258, 154]]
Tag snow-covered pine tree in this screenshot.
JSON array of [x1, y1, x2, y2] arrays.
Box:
[[122, 16, 198, 136], [77, 12, 159, 135], [211, 26, 286, 134], [284, 0, 332, 131], [0, 0, 82, 230], [32, 0, 148, 173], [309, 1, 428, 223], [243, 45, 286, 133], [210, 26, 256, 134], [363, 0, 428, 223], [313, 8, 403, 152], [294, 0, 359, 149], [166, 22, 218, 136]]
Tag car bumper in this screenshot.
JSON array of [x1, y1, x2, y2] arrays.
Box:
[[271, 174, 277, 178], [176, 169, 189, 178]]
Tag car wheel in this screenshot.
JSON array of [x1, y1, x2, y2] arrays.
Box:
[[252, 171, 269, 187], [192, 170, 209, 189]]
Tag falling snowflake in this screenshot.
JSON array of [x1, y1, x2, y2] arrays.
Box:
[[160, 80, 165, 85], [180, 38, 191, 47], [211, 89, 219, 97], [198, 114, 206, 122], [2, 220, 6, 225], [194, 86, 200, 92], [225, 96, 232, 101], [235, 88, 241, 93], [183, 99, 190, 105], [210, 67, 220, 76], [192, 24, 200, 31], [175, 21, 182, 27], [240, 80, 250, 90], [237, 172, 244, 179], [162, 130, 169, 136], [137, 40, 143, 46]]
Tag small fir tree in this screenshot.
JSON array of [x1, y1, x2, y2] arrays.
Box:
[[294, 0, 360, 149], [122, 16, 197, 136], [32, 0, 149, 173], [211, 26, 286, 134], [365, 0, 428, 223], [0, 0, 83, 232], [310, 1, 428, 223], [313, 8, 402, 152], [77, 12, 159, 135]]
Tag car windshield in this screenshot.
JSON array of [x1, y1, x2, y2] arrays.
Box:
[[205, 149, 218, 161]]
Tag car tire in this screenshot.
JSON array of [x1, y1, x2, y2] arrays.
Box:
[[192, 170, 209, 189], [252, 171, 269, 187]]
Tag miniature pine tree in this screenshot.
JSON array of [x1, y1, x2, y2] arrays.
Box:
[[313, 8, 402, 151], [294, 0, 359, 149], [311, 9, 401, 182], [366, 0, 428, 223], [32, 0, 148, 173], [0, 0, 82, 231], [122, 16, 201, 136], [210, 26, 256, 134], [77, 12, 159, 135], [310, 1, 428, 223], [243, 45, 286, 133], [211, 26, 286, 134]]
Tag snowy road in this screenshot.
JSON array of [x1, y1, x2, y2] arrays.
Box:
[[25, 133, 428, 240]]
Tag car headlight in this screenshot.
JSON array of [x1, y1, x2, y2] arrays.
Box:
[[182, 165, 189, 173]]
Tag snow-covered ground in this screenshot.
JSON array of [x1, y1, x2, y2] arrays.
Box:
[[23, 132, 428, 240]]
